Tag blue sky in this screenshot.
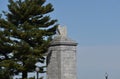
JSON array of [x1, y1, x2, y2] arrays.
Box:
[[51, 0, 120, 46], [0, 0, 120, 79]]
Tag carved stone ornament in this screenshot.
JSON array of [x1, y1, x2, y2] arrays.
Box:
[[57, 25, 67, 37]]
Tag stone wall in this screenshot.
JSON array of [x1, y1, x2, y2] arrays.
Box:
[[47, 36, 77, 79]]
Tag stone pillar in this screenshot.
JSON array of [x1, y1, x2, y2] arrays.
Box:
[[47, 36, 77, 79]]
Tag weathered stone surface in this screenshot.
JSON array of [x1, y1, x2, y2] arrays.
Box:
[[50, 36, 77, 46], [47, 35, 77, 79]]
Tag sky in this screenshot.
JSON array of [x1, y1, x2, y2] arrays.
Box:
[[0, 0, 120, 79]]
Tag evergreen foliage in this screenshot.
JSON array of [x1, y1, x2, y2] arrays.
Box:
[[0, 0, 58, 79]]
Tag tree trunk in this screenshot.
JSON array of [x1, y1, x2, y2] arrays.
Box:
[[22, 71, 27, 79]]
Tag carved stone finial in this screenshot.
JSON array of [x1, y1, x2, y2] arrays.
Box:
[[57, 25, 67, 37]]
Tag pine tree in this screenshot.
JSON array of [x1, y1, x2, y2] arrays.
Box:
[[0, 0, 58, 79]]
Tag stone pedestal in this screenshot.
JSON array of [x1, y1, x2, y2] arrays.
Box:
[[47, 36, 77, 79]]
